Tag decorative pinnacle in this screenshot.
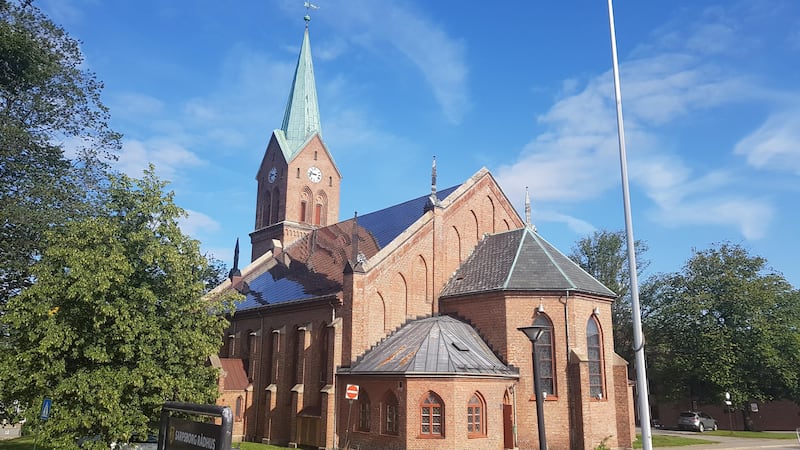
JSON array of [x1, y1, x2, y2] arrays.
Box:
[[525, 187, 537, 232], [431, 156, 437, 196]]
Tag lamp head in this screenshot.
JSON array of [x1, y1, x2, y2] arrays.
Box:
[[518, 325, 547, 342]]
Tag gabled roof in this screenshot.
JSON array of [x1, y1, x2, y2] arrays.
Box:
[[235, 185, 461, 311], [219, 358, 250, 391], [440, 227, 617, 298], [340, 315, 517, 377], [280, 26, 321, 158]]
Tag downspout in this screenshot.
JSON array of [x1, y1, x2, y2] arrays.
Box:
[[257, 311, 265, 441], [331, 301, 338, 449], [512, 383, 519, 449], [559, 290, 571, 360], [559, 290, 573, 447]]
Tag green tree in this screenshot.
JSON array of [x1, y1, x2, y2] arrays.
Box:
[[1, 0, 120, 308], [569, 229, 649, 361], [2, 169, 237, 448], [643, 243, 800, 428]]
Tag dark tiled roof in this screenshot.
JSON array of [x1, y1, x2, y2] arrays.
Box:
[[237, 186, 461, 311], [357, 185, 459, 248], [341, 315, 517, 377], [440, 228, 617, 298], [219, 358, 250, 391]]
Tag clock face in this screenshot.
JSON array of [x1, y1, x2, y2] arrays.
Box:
[[307, 166, 322, 183], [268, 167, 278, 183]]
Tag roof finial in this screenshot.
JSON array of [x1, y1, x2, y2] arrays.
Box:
[[431, 155, 437, 197], [351, 211, 359, 264], [424, 156, 441, 212], [304, 1, 319, 24], [525, 187, 537, 232]]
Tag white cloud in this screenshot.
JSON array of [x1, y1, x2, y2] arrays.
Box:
[[734, 111, 800, 175], [183, 100, 218, 122], [538, 211, 596, 236], [497, 3, 786, 241], [117, 138, 204, 180], [179, 209, 221, 238]]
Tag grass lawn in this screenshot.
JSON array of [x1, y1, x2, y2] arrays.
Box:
[[633, 430, 798, 448], [634, 434, 718, 448], [705, 430, 796, 439], [0, 436, 55, 450], [0, 436, 291, 450]]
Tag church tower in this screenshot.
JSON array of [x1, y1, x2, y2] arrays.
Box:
[[250, 17, 341, 261]]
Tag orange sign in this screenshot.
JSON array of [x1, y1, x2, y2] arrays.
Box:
[[345, 384, 359, 400]]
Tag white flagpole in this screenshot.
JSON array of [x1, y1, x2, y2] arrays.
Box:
[[606, 1, 653, 449]]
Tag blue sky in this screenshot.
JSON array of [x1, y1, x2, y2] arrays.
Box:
[[43, 0, 800, 287]]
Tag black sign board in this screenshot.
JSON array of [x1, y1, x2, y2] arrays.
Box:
[[166, 418, 221, 450], [158, 402, 232, 450]]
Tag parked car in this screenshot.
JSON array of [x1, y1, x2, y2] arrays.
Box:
[[677, 411, 718, 432]]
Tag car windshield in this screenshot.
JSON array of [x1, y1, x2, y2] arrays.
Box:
[[679, 412, 696, 417]]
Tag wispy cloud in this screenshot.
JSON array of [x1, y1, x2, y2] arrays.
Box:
[[734, 111, 800, 176], [111, 92, 165, 118], [117, 138, 204, 180], [178, 209, 221, 237], [496, 2, 793, 240], [322, 0, 471, 124]]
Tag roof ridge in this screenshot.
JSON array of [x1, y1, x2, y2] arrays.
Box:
[[525, 228, 579, 289], [504, 229, 527, 290]]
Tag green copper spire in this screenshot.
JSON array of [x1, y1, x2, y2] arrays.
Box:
[[280, 22, 321, 156]]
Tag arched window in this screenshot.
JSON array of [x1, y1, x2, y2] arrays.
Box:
[[534, 314, 556, 397], [420, 391, 444, 437], [467, 392, 486, 438], [587, 315, 605, 399], [235, 396, 243, 421], [358, 391, 371, 432], [381, 391, 399, 436], [318, 326, 329, 385]]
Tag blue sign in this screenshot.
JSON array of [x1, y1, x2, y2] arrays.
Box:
[[40, 398, 52, 421]]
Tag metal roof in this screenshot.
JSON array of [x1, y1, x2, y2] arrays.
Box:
[[341, 315, 517, 377], [236, 186, 461, 311], [440, 227, 617, 298], [280, 26, 321, 158]]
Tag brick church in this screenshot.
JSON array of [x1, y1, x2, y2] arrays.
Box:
[[209, 17, 635, 450]]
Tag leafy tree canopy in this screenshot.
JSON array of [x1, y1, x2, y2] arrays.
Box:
[[643, 242, 800, 411], [569, 229, 649, 361], [1, 0, 120, 307], [2, 168, 238, 448]]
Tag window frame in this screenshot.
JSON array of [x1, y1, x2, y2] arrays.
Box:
[[420, 391, 444, 438], [587, 315, 606, 400], [357, 391, 371, 432], [533, 313, 557, 399], [467, 392, 486, 438], [381, 391, 400, 436]]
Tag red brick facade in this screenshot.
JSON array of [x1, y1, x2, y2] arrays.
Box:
[[211, 26, 635, 448], [213, 162, 635, 449]]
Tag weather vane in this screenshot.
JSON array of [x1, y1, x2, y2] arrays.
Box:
[[304, 1, 319, 23]]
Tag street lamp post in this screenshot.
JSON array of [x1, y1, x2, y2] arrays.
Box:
[[518, 326, 548, 450]]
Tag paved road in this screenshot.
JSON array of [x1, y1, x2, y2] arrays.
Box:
[[652, 428, 799, 449]]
